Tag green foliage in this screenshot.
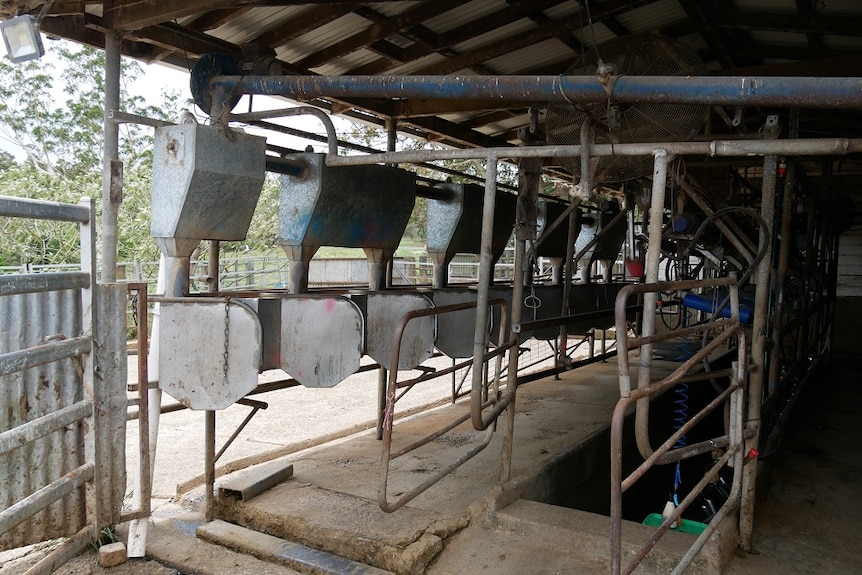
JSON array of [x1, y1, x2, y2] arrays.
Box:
[[0, 42, 179, 266], [90, 525, 119, 550]]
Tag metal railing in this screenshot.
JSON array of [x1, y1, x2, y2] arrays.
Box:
[[378, 299, 514, 512], [609, 276, 750, 575], [0, 195, 100, 571]]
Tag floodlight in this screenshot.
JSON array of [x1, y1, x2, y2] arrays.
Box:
[[0, 15, 44, 64]]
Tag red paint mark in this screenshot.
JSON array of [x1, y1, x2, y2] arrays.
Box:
[[325, 298, 336, 313]]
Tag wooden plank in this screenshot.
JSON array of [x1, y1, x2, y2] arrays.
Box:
[[104, 0, 220, 29]]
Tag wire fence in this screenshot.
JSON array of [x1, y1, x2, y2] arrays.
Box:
[[0, 251, 529, 291]]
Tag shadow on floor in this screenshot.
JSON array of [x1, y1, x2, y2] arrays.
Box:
[[725, 353, 862, 574]]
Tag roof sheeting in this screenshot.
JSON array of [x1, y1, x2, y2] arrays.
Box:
[[9, 0, 862, 151]]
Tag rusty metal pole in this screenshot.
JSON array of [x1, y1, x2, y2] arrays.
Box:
[[208, 240, 220, 293], [500, 147, 541, 481], [101, 31, 122, 282], [635, 150, 670, 460], [204, 242, 220, 520], [470, 155, 498, 429], [500, 236, 524, 482], [376, 118, 399, 439], [768, 162, 795, 395], [204, 410, 215, 522], [740, 119, 779, 550], [559, 120, 591, 369]]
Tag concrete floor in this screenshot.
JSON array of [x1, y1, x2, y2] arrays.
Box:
[[723, 353, 862, 575], [195, 359, 730, 574], [161, 352, 862, 575], [7, 348, 852, 575]]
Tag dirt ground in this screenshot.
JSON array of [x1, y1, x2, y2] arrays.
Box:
[[723, 354, 862, 575], [0, 543, 178, 575]]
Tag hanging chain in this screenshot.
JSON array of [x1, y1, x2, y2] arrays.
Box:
[[129, 292, 139, 327], [524, 285, 541, 321], [222, 298, 231, 387]]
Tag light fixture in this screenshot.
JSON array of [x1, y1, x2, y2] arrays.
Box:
[[0, 15, 45, 64]]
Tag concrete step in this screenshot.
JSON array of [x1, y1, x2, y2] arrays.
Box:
[[213, 477, 469, 575], [197, 520, 393, 575]]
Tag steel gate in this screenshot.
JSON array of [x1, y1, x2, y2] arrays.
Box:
[[0, 195, 127, 573]]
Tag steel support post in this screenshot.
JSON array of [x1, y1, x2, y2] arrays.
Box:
[[739, 141, 779, 550], [377, 366, 387, 441], [209, 240, 220, 293], [558, 210, 579, 370], [559, 120, 591, 368], [205, 410, 216, 522], [101, 32, 122, 282], [127, 258, 165, 557], [500, 236, 524, 483], [500, 148, 540, 481], [796, 196, 817, 361], [470, 156, 498, 430], [635, 150, 670, 459], [768, 163, 795, 395]]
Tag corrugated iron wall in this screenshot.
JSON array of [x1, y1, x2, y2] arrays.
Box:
[[1, 195, 127, 558], [0, 288, 87, 549]]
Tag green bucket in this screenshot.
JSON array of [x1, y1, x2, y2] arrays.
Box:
[[642, 513, 708, 536]]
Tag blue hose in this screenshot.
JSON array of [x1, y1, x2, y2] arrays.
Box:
[[672, 337, 693, 505]]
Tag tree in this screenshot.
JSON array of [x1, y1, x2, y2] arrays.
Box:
[[0, 42, 180, 266]]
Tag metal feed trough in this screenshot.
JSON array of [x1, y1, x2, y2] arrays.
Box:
[[575, 200, 627, 283], [426, 182, 517, 288], [150, 123, 267, 410], [151, 123, 266, 259], [534, 200, 579, 285], [278, 153, 416, 293], [255, 294, 365, 388]]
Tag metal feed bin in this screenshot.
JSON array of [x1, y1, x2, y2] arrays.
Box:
[[254, 294, 365, 388], [278, 153, 416, 292], [159, 299, 262, 410], [151, 123, 266, 256], [426, 183, 517, 288], [535, 200, 579, 284]]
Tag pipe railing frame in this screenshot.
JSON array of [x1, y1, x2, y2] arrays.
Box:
[[119, 283, 152, 525], [321, 138, 862, 167], [0, 194, 101, 565], [378, 298, 513, 513], [610, 275, 749, 575]]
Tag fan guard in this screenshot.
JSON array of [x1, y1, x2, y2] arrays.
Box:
[[546, 35, 709, 183]]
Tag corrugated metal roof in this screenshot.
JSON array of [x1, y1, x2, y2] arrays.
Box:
[[367, 0, 421, 19], [213, 6, 312, 46], [450, 18, 538, 54], [734, 0, 796, 12], [486, 38, 576, 75], [820, 0, 862, 12], [749, 30, 808, 49], [385, 53, 451, 76], [824, 34, 862, 50], [278, 13, 373, 66], [616, 0, 688, 35], [19, 0, 862, 150], [423, 0, 508, 34]]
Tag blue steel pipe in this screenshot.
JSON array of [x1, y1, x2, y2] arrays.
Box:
[[208, 74, 862, 112]]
